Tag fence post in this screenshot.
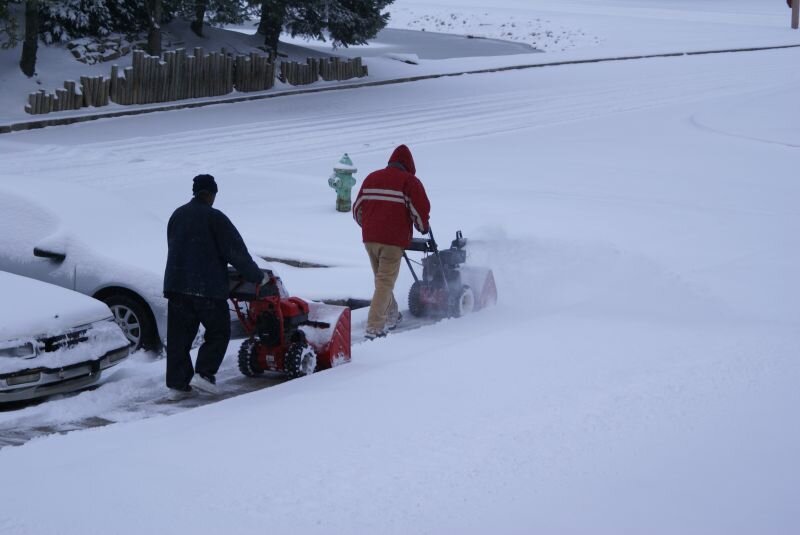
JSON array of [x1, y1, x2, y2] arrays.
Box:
[[194, 48, 204, 97], [102, 77, 110, 106]]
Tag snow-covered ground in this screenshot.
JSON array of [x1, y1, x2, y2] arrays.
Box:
[[0, 0, 799, 533], [388, 0, 800, 52]]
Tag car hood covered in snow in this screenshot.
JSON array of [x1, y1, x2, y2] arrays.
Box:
[[0, 270, 112, 341]]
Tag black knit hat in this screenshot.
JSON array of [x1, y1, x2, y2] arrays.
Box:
[[193, 174, 218, 194]]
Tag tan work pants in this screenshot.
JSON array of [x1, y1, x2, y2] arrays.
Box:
[[365, 242, 403, 333]]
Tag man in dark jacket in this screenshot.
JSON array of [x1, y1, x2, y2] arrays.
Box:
[[353, 145, 431, 340], [163, 174, 264, 399]]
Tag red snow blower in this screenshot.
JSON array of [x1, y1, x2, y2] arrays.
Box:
[[228, 268, 351, 379], [403, 229, 497, 318]]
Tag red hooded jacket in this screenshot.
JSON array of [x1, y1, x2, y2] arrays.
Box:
[[353, 145, 431, 248]]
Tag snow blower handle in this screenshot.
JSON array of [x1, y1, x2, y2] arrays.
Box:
[[403, 226, 437, 284], [426, 226, 451, 294], [426, 227, 439, 253]]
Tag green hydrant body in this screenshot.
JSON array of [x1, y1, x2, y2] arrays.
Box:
[[328, 153, 358, 212]]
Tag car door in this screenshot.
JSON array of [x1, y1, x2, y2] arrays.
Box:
[[0, 190, 78, 292]]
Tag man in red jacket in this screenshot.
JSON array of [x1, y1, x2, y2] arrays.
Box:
[[353, 145, 431, 340]]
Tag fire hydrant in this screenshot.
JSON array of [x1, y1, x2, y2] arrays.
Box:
[[328, 153, 358, 212]]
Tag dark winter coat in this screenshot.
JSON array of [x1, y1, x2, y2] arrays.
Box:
[[352, 145, 431, 248], [163, 197, 263, 300]]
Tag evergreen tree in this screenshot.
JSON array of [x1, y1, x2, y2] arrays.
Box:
[[204, 0, 253, 26], [254, 0, 392, 55], [168, 0, 251, 37], [33, 0, 254, 56], [324, 0, 391, 48], [38, 0, 148, 44]]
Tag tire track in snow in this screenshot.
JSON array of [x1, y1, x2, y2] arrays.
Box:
[[83, 62, 784, 160]]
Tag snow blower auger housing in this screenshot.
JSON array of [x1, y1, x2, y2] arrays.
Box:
[[228, 268, 351, 379], [404, 229, 497, 318]]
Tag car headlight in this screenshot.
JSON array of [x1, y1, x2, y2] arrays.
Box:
[[0, 342, 37, 359]]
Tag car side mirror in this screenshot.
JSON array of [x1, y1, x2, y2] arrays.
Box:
[[33, 247, 66, 263]]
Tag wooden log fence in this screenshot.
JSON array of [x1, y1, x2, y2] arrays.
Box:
[[234, 52, 275, 92], [25, 51, 368, 115], [280, 57, 369, 86], [319, 57, 368, 81], [24, 80, 83, 115], [109, 49, 236, 105], [81, 75, 110, 107], [280, 59, 319, 86]]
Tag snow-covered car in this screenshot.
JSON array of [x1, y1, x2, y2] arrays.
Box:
[[0, 270, 130, 403], [0, 178, 169, 351], [0, 178, 272, 351]]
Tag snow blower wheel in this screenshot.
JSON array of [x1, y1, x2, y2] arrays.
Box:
[[408, 281, 428, 317], [450, 285, 475, 318], [237, 338, 264, 377], [285, 341, 317, 379]]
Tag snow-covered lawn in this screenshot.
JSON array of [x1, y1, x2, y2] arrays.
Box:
[[0, 0, 798, 533]]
